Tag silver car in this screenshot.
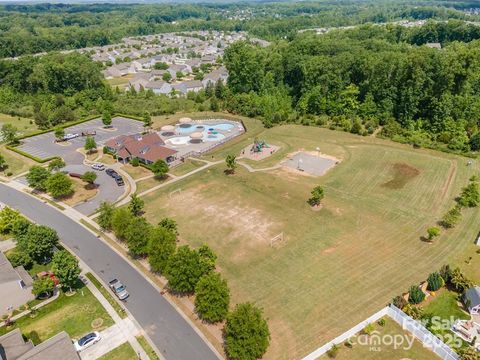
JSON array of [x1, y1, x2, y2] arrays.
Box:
[[108, 279, 129, 300]]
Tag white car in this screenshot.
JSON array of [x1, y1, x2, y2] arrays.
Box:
[[63, 133, 79, 140], [91, 163, 105, 171], [74, 332, 101, 352]]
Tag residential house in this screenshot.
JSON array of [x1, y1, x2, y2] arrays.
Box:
[[202, 66, 228, 87], [103, 63, 136, 79], [464, 286, 480, 314], [144, 81, 172, 95], [0, 329, 79, 360], [105, 133, 178, 165], [173, 80, 204, 95], [132, 57, 153, 71], [167, 64, 192, 79], [0, 252, 34, 317]]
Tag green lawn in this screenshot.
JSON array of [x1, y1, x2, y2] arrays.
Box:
[[0, 113, 37, 137], [140, 124, 480, 359], [0, 283, 114, 344], [136, 176, 168, 193], [318, 318, 439, 360], [86, 272, 127, 319], [169, 159, 206, 176], [99, 342, 137, 360], [136, 335, 160, 360]]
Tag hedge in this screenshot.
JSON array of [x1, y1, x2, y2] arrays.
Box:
[[6, 145, 60, 163]]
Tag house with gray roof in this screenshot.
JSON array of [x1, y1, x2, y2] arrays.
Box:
[[173, 80, 204, 95], [0, 329, 79, 360], [0, 253, 34, 317], [464, 286, 480, 314], [202, 66, 228, 87], [144, 81, 172, 95]]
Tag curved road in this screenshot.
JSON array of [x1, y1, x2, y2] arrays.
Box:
[[0, 184, 218, 360]]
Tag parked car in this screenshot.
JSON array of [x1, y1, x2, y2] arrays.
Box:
[[63, 133, 79, 141], [74, 332, 101, 352], [115, 177, 125, 186], [108, 279, 129, 300], [91, 163, 105, 171], [105, 168, 118, 178], [69, 172, 82, 178]]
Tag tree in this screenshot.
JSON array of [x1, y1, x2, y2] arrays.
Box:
[[441, 206, 461, 228], [51, 250, 81, 290], [151, 159, 169, 178], [224, 303, 270, 360], [450, 267, 473, 293], [1, 124, 18, 144], [0, 206, 22, 234], [0, 154, 6, 171], [32, 277, 55, 297], [147, 225, 177, 273], [195, 273, 230, 323], [11, 217, 32, 239], [154, 62, 168, 70], [81, 171, 97, 186], [18, 225, 59, 263], [45, 172, 73, 198], [54, 127, 65, 141], [84, 136, 97, 154], [143, 111, 152, 128], [158, 217, 178, 235], [128, 193, 144, 216], [198, 245, 217, 275], [308, 186, 325, 207], [97, 201, 115, 231], [48, 158, 65, 171], [176, 71, 184, 79], [102, 111, 112, 127], [26, 166, 51, 191], [408, 285, 425, 304], [111, 207, 134, 240], [225, 154, 236, 174], [458, 347, 480, 360], [458, 181, 480, 208], [124, 217, 151, 257], [165, 246, 203, 294], [426, 227, 440, 242], [427, 272, 444, 291], [162, 72, 172, 82], [392, 295, 407, 309], [8, 250, 32, 269]]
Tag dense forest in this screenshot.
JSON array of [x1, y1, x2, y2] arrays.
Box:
[[1, 0, 479, 58]]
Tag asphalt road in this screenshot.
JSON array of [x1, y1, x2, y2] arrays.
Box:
[[0, 184, 219, 360]]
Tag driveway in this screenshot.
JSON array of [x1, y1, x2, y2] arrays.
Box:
[[0, 184, 219, 360]]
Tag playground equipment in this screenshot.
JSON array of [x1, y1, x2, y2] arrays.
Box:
[[251, 138, 270, 153]]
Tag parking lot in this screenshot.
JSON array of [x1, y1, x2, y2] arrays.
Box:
[[17, 117, 145, 162], [15, 116, 144, 215]]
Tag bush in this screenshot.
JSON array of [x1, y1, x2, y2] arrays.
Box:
[[130, 158, 139, 167], [427, 272, 444, 291], [408, 285, 425, 304], [326, 344, 339, 358], [7, 251, 32, 269], [362, 323, 375, 335], [441, 206, 462, 229], [377, 318, 386, 327], [29, 331, 41, 345], [392, 295, 407, 309]]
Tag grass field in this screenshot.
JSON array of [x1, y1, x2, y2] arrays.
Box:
[[140, 121, 480, 359], [99, 342, 137, 360], [318, 317, 438, 359], [0, 284, 113, 344], [0, 113, 37, 137]]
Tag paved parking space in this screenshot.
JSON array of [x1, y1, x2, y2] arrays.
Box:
[[17, 117, 145, 162]]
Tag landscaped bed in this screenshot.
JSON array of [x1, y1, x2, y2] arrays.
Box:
[[140, 122, 480, 359]]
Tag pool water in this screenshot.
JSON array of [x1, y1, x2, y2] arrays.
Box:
[[176, 123, 234, 135]]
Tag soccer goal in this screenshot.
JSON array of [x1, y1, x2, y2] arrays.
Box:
[[168, 188, 182, 198], [270, 232, 285, 248]]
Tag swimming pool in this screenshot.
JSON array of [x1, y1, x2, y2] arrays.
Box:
[[176, 123, 234, 135]]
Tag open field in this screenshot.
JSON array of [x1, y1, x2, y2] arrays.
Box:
[[1, 145, 37, 176], [0, 113, 37, 137], [318, 317, 439, 359], [121, 163, 152, 180], [0, 284, 113, 344], [140, 122, 480, 359], [63, 177, 98, 206], [169, 159, 206, 176]]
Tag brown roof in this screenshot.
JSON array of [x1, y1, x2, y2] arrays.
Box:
[[106, 132, 176, 162]]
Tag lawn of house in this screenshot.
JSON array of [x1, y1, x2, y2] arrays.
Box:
[[0, 283, 114, 344], [121, 163, 152, 180], [99, 342, 137, 360], [140, 123, 480, 359]]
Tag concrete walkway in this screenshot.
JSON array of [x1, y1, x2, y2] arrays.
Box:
[[0, 238, 15, 252]]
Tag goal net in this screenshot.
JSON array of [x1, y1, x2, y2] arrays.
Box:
[[168, 188, 182, 198], [270, 232, 285, 248]]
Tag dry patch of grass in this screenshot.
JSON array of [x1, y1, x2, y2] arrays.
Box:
[[136, 176, 168, 193], [63, 177, 98, 206], [122, 164, 152, 180], [382, 163, 420, 189]]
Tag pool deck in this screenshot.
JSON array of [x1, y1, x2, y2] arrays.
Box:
[[158, 119, 245, 159]]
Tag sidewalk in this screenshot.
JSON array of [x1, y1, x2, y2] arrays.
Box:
[[81, 269, 149, 359], [0, 238, 15, 252]]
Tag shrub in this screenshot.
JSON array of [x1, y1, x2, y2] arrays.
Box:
[[377, 318, 386, 327], [29, 331, 41, 345], [130, 158, 139, 167], [362, 323, 375, 335], [427, 272, 444, 291], [8, 251, 32, 269], [408, 285, 425, 304], [402, 304, 423, 319], [441, 206, 462, 228], [326, 344, 339, 358], [392, 295, 407, 309]]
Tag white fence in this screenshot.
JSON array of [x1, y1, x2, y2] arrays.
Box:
[[302, 305, 459, 360]]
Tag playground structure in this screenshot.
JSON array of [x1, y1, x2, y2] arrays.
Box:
[[242, 139, 279, 161]]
